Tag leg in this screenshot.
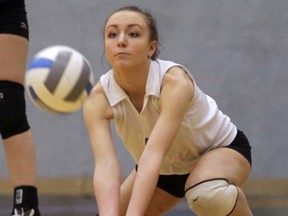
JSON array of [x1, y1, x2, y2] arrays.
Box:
[[185, 148, 253, 216], [120, 169, 181, 216], [3, 131, 37, 187], [145, 187, 181, 216], [0, 0, 32, 182], [3, 131, 40, 216], [0, 1, 40, 214], [0, 34, 28, 83]]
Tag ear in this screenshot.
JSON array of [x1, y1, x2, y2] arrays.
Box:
[[148, 41, 158, 58]]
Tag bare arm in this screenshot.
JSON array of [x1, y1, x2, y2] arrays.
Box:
[[126, 67, 195, 216], [83, 82, 121, 216]]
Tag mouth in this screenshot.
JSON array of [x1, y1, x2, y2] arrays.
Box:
[[115, 52, 130, 56]]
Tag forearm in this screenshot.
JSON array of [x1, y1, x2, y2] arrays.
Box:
[[94, 162, 121, 216], [126, 154, 162, 216]]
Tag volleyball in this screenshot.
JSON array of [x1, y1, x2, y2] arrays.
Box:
[[25, 45, 94, 114]]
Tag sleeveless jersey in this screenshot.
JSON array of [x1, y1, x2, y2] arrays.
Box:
[[100, 59, 237, 175]]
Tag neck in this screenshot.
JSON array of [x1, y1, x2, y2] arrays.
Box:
[[113, 60, 151, 97]]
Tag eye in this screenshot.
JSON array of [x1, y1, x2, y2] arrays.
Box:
[[128, 32, 140, 38], [107, 32, 118, 38]]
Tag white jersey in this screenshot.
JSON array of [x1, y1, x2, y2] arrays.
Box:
[[100, 59, 237, 175]]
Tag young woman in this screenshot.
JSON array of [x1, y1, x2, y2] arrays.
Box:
[[0, 0, 41, 215], [84, 6, 253, 216]]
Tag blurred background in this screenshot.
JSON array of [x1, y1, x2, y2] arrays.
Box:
[[0, 0, 287, 215]]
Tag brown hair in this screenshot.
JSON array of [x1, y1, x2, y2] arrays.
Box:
[[104, 6, 160, 59]]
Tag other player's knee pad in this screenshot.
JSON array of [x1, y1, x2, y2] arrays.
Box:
[[0, 81, 30, 139], [185, 178, 238, 216]]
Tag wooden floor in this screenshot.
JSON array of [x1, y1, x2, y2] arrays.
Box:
[[0, 178, 288, 216], [0, 194, 287, 216]]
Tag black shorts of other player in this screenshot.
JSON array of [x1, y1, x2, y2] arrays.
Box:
[[0, 0, 29, 39]]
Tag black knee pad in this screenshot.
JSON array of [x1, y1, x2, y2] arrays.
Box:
[[0, 81, 30, 139]]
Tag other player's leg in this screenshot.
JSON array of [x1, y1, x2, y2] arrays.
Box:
[[0, 1, 41, 214]]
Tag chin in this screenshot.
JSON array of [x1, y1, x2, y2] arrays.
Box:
[[114, 59, 132, 66]]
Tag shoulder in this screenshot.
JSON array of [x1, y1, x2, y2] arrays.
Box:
[[83, 81, 114, 120], [154, 59, 195, 82], [163, 66, 194, 91], [159, 66, 195, 107]]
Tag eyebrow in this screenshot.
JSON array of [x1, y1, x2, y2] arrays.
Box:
[[106, 24, 144, 30]]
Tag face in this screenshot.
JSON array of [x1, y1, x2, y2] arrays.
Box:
[[104, 10, 157, 69]]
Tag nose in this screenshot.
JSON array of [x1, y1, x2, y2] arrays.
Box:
[[117, 33, 127, 47]]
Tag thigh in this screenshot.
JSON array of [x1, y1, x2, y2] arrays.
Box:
[[120, 169, 181, 216], [145, 187, 181, 216], [0, 34, 29, 83], [185, 147, 251, 190], [0, 0, 29, 83]]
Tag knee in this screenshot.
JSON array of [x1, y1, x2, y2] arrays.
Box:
[[185, 178, 238, 216], [0, 81, 30, 139]]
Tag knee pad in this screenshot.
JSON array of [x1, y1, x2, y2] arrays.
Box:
[[0, 81, 30, 139], [185, 178, 238, 216]]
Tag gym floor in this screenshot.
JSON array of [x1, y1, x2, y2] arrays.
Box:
[[0, 193, 288, 216]]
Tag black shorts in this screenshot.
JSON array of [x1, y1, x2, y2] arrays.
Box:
[[135, 129, 252, 198], [224, 129, 252, 166], [0, 0, 29, 39]]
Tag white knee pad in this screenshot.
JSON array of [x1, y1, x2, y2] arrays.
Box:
[[185, 178, 238, 216]]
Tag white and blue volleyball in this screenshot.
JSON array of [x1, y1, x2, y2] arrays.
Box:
[[25, 45, 94, 114]]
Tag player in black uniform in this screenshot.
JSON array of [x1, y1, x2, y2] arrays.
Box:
[[0, 0, 41, 215]]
